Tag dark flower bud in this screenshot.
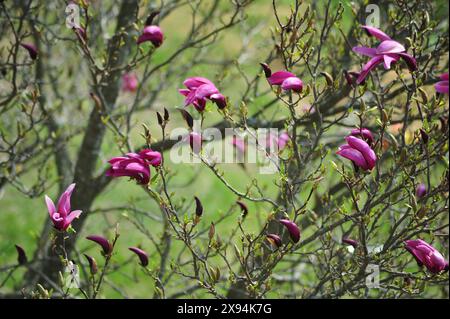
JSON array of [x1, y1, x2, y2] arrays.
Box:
[[20, 43, 38, 60], [236, 200, 248, 218], [266, 234, 282, 248], [419, 128, 429, 144], [260, 62, 272, 78], [15, 244, 27, 265], [342, 237, 359, 248], [86, 235, 113, 255], [129, 247, 149, 267], [279, 219, 300, 243], [83, 254, 98, 275], [194, 196, 203, 217]]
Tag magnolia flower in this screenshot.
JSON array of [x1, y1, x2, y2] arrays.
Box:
[[45, 184, 82, 231], [121, 73, 138, 92], [404, 239, 448, 274], [106, 153, 151, 185], [416, 183, 427, 198], [231, 136, 246, 155], [86, 235, 112, 255], [352, 25, 417, 84], [279, 219, 300, 243], [350, 128, 374, 145], [137, 25, 163, 47], [277, 132, 290, 150], [179, 77, 226, 112], [267, 70, 303, 93], [435, 73, 449, 95], [337, 135, 377, 171], [342, 237, 359, 248], [129, 247, 149, 266], [185, 132, 202, 154], [20, 43, 38, 60], [138, 149, 162, 167], [266, 234, 282, 248]]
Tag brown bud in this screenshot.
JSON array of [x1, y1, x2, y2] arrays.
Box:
[[194, 196, 203, 217], [15, 244, 27, 265], [83, 254, 98, 275], [260, 62, 272, 78]]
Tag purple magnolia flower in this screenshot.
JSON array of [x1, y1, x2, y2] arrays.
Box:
[[342, 237, 359, 248], [231, 136, 246, 156], [277, 132, 290, 150], [129, 247, 149, 266], [86, 235, 112, 255], [350, 128, 374, 145], [405, 239, 447, 274], [416, 183, 427, 198], [139, 149, 162, 167], [106, 153, 151, 185], [179, 77, 226, 112], [267, 70, 303, 93], [337, 135, 377, 171], [236, 200, 249, 218], [435, 73, 449, 95], [137, 25, 163, 47], [20, 43, 38, 60], [45, 183, 82, 231], [352, 25, 417, 84], [266, 234, 282, 248], [279, 219, 300, 243], [184, 132, 202, 154], [121, 73, 138, 92]]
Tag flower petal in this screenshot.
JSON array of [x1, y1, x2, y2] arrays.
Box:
[[361, 25, 391, 41], [356, 55, 384, 84], [352, 46, 377, 57]]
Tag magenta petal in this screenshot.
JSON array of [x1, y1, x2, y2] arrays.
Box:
[[357, 55, 384, 84], [63, 210, 82, 230], [178, 89, 190, 96], [279, 219, 300, 243], [350, 128, 374, 145], [435, 81, 449, 95], [376, 40, 405, 54], [57, 183, 76, 218], [267, 71, 296, 85], [440, 73, 449, 81], [336, 147, 369, 170], [345, 136, 376, 170], [129, 247, 149, 266], [183, 77, 214, 89], [361, 25, 391, 41], [195, 84, 219, 100], [383, 54, 399, 69], [45, 195, 56, 219], [397, 52, 417, 71], [352, 46, 377, 57], [281, 77, 303, 92]]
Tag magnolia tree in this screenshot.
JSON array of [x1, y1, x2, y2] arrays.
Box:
[[0, 0, 448, 299]]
